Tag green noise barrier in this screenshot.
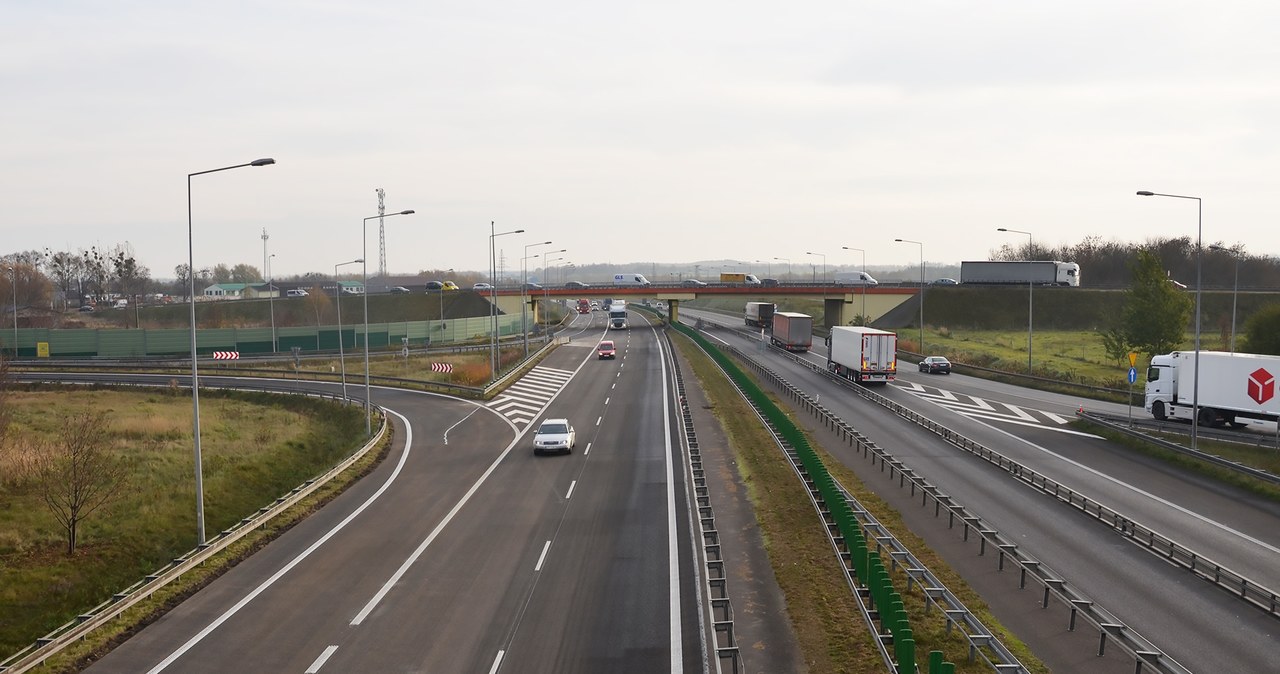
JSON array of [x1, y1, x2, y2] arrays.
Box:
[[671, 320, 921, 673]]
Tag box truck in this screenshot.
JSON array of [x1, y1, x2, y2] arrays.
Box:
[[827, 326, 897, 384], [721, 272, 762, 285], [959, 261, 1080, 287], [577, 298, 591, 314], [1145, 351, 1280, 427], [770, 312, 812, 352], [744, 301, 776, 328]]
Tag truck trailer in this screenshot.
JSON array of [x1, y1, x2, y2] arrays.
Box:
[[1145, 351, 1280, 427], [826, 326, 897, 384], [770, 312, 812, 352], [744, 301, 776, 328], [959, 260, 1080, 287]]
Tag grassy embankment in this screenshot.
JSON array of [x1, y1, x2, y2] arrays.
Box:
[[0, 388, 371, 664], [672, 330, 1048, 674]]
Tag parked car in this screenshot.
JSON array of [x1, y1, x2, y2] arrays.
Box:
[[442, 281, 460, 291], [565, 280, 590, 289], [598, 340, 616, 359], [919, 356, 951, 374], [682, 279, 708, 287], [286, 289, 309, 297], [78, 305, 95, 312], [533, 418, 576, 455], [425, 281, 444, 290], [472, 282, 493, 291], [389, 286, 411, 294], [930, 278, 959, 286]]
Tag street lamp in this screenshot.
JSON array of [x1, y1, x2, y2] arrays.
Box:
[[997, 228, 1035, 374], [773, 257, 792, 281], [268, 253, 277, 353], [522, 240, 552, 358], [543, 255, 567, 336], [894, 238, 925, 353], [1137, 190, 1203, 450], [187, 156, 274, 545], [8, 265, 16, 358], [841, 246, 867, 325], [805, 252, 826, 284], [335, 259, 363, 401], [1209, 244, 1242, 353], [490, 222, 525, 379], [363, 209, 414, 437]]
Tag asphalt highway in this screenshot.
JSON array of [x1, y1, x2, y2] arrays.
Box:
[[681, 307, 1280, 673]]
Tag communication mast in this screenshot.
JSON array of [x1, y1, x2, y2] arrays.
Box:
[[376, 188, 387, 281], [261, 228, 269, 282]]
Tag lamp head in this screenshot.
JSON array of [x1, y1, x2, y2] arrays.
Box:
[[894, 238, 904, 242], [1136, 191, 1154, 196], [250, 158, 275, 167], [399, 210, 415, 215]]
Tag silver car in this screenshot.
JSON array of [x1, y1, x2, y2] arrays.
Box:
[[533, 418, 576, 455]]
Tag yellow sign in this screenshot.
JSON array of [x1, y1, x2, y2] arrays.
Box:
[[37, 342, 49, 358], [1128, 351, 1138, 367]]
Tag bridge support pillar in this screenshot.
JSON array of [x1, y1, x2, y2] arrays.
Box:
[[822, 297, 846, 331], [669, 300, 679, 323]]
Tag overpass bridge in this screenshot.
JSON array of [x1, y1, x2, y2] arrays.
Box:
[[491, 284, 919, 329]]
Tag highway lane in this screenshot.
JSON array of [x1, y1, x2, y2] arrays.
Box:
[[77, 309, 709, 672], [680, 308, 1280, 673]]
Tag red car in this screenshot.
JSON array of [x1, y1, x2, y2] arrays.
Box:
[[597, 340, 616, 359]]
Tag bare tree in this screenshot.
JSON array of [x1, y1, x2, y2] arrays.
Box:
[[31, 412, 130, 554]]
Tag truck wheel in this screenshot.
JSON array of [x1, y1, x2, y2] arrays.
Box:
[[1197, 407, 1217, 427], [1152, 401, 1166, 421]]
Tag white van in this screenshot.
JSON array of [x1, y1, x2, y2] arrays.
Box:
[[286, 288, 309, 297], [114, 299, 129, 309], [612, 273, 651, 287], [833, 271, 879, 287]]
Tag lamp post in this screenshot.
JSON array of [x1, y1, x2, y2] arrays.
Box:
[[489, 222, 525, 380], [268, 253, 277, 353], [895, 238, 925, 353], [773, 257, 791, 281], [1209, 244, 1242, 353], [997, 228, 1035, 374], [8, 265, 16, 358], [522, 241, 552, 358], [335, 259, 363, 401], [1137, 190, 1203, 450], [363, 209, 414, 437], [543, 255, 566, 337], [841, 246, 867, 325], [805, 252, 826, 283], [187, 157, 275, 545]]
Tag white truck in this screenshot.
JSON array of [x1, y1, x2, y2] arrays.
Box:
[[612, 273, 651, 287], [826, 326, 897, 384], [770, 312, 812, 352], [1145, 351, 1280, 427], [608, 301, 628, 329], [744, 301, 775, 328], [959, 261, 1080, 287]]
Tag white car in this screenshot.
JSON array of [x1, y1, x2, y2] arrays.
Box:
[[473, 282, 494, 291], [533, 418, 576, 455]]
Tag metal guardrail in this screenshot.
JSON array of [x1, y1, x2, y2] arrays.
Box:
[[662, 331, 742, 674], [0, 394, 390, 674], [1080, 411, 1280, 486], [714, 338, 1197, 674]]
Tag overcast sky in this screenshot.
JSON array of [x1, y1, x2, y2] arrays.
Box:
[[4, 1, 1278, 279]]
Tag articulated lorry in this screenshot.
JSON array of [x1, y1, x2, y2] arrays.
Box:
[[826, 326, 897, 384], [1145, 351, 1280, 427], [744, 301, 775, 328], [769, 312, 812, 352], [959, 260, 1080, 287], [577, 298, 591, 314], [608, 301, 628, 329]]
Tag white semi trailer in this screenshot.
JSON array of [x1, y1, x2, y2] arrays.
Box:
[[1145, 351, 1280, 427], [960, 260, 1080, 286], [826, 326, 897, 384]]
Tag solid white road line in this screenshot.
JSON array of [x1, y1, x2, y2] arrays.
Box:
[[145, 410, 416, 673], [657, 330, 683, 671], [304, 645, 339, 673]]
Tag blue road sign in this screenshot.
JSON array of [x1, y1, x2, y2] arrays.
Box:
[[1128, 366, 1138, 384]]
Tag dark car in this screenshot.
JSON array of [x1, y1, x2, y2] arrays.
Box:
[[919, 356, 951, 374], [565, 280, 589, 289], [389, 286, 411, 294], [682, 279, 708, 287], [930, 278, 959, 286], [424, 281, 444, 290], [78, 305, 95, 312], [524, 282, 543, 291], [760, 278, 780, 287]]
